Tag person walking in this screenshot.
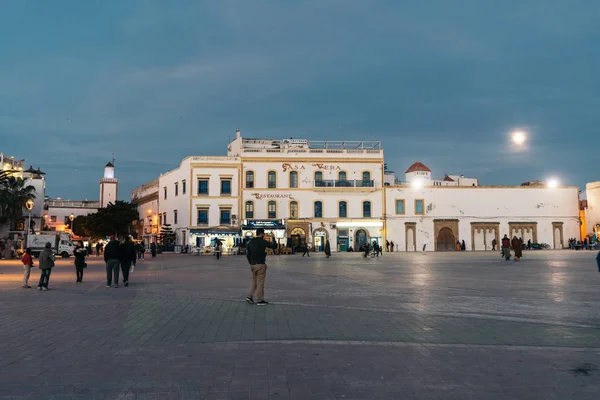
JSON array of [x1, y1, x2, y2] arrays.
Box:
[[512, 236, 523, 261], [215, 238, 223, 260], [385, 240, 390, 252], [302, 243, 310, 257], [501, 234, 511, 260], [150, 242, 157, 258], [73, 241, 87, 283], [104, 235, 121, 288], [324, 240, 331, 258], [37, 242, 55, 290], [461, 240, 466, 251], [119, 236, 136, 287], [95, 242, 101, 257], [390, 241, 394, 252], [491, 238, 497, 251], [245, 228, 278, 306], [21, 248, 34, 288]]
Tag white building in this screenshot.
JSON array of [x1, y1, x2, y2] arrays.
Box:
[[583, 181, 600, 237], [100, 162, 118, 208], [131, 179, 159, 245], [133, 130, 581, 253], [385, 183, 579, 252], [44, 199, 100, 232]]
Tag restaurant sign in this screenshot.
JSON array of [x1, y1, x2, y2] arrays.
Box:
[[251, 193, 294, 200]]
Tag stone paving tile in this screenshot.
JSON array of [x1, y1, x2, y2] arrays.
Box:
[[0, 251, 600, 398]]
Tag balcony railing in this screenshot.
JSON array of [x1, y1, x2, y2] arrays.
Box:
[[314, 180, 375, 188]]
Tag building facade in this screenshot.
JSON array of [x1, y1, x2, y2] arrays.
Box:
[[134, 130, 582, 252], [44, 199, 100, 232], [131, 179, 159, 245]]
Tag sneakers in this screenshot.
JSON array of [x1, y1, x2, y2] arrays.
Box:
[[42, 287, 48, 291], [114, 284, 119, 288], [106, 284, 111, 288], [245, 297, 254, 304], [124, 282, 129, 287], [256, 301, 269, 306], [38, 287, 42, 291]]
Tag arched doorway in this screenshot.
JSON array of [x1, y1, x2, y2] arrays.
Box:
[[290, 227, 306, 251], [355, 229, 368, 251], [436, 227, 456, 251], [313, 228, 328, 252]]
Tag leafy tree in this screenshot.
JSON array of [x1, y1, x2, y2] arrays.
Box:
[[0, 177, 36, 230], [83, 201, 139, 238], [72, 214, 92, 238]]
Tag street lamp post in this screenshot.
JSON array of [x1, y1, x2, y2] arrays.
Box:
[[25, 199, 35, 246], [69, 213, 75, 235]]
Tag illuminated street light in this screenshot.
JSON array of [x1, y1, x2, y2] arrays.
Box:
[[511, 130, 526, 146], [69, 213, 75, 233], [547, 178, 559, 189], [25, 199, 34, 236], [412, 179, 424, 190]]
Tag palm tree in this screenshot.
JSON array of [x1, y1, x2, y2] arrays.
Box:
[[0, 177, 36, 231]]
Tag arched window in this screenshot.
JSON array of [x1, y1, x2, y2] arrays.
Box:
[[362, 201, 371, 218], [338, 171, 347, 181], [268, 171, 277, 188], [314, 201, 323, 218], [245, 201, 254, 219], [338, 201, 347, 218], [314, 171, 323, 187], [290, 171, 298, 188], [289, 201, 299, 218], [268, 201, 277, 219], [245, 171, 254, 188], [362, 171, 371, 187]]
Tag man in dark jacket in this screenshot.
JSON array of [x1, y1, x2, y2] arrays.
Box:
[[119, 236, 136, 287], [104, 236, 121, 288], [245, 228, 278, 306]]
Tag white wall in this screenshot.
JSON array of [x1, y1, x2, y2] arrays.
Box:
[[45, 206, 98, 231], [385, 186, 580, 251], [586, 181, 600, 235]]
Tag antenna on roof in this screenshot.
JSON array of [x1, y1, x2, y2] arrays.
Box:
[[111, 152, 115, 165]]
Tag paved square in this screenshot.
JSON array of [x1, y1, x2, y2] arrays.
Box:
[[1, 250, 599, 399]]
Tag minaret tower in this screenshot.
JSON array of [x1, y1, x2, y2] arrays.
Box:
[[100, 161, 118, 208]]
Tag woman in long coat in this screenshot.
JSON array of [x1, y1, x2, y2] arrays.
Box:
[[511, 236, 523, 261], [324, 240, 331, 258]]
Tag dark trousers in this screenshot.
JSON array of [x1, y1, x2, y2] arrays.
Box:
[[120, 261, 131, 283], [76, 267, 84, 282], [302, 249, 310, 257], [106, 259, 120, 286], [38, 269, 51, 288], [216, 251, 221, 260]]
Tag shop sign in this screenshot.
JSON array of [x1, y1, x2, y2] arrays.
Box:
[[246, 220, 284, 228], [282, 163, 306, 172], [312, 163, 341, 171], [251, 193, 294, 200]]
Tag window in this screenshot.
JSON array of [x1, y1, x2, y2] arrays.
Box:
[[197, 209, 208, 225], [163, 187, 167, 199], [174, 210, 178, 224], [363, 201, 371, 218], [175, 182, 179, 196], [220, 209, 231, 225], [246, 171, 254, 188], [289, 201, 299, 218], [290, 171, 298, 188], [268, 201, 277, 219], [362, 171, 372, 187], [314, 201, 323, 218], [338, 201, 347, 218], [197, 179, 209, 195], [245, 201, 254, 219], [415, 199, 424, 215], [220, 179, 231, 195], [338, 171, 347, 182], [314, 171, 323, 187], [159, 214, 163, 226], [50, 215, 57, 222], [395, 199, 405, 215], [268, 171, 277, 188], [163, 212, 167, 224], [182, 180, 186, 194]]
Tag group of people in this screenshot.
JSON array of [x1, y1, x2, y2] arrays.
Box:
[[569, 237, 599, 250], [499, 235, 524, 261], [20, 236, 150, 290], [361, 241, 383, 258]]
